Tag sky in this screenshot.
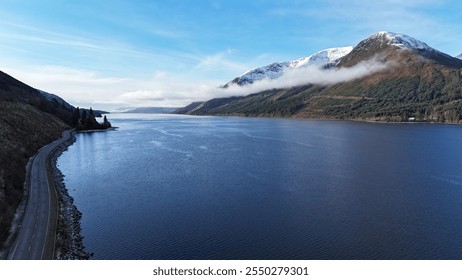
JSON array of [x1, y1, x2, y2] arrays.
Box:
[[0, 0, 461, 110]]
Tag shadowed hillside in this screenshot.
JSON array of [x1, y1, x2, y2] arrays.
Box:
[[0, 70, 73, 250]]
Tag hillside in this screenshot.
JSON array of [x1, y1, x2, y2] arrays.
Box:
[[176, 32, 462, 123], [0, 70, 74, 250]]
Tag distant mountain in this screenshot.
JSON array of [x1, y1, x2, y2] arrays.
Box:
[[113, 107, 178, 114], [223, 46, 353, 87], [79, 108, 109, 117], [178, 31, 462, 123], [172, 102, 203, 114], [457, 53, 462, 60], [0, 70, 75, 250]]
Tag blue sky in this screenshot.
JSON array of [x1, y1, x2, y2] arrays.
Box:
[[0, 0, 461, 109]]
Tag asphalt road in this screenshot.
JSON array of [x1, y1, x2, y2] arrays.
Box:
[[7, 130, 73, 260]]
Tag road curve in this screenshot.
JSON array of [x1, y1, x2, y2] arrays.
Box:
[[7, 130, 73, 260]]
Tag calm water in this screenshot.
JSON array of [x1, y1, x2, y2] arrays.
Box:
[[58, 114, 462, 259]]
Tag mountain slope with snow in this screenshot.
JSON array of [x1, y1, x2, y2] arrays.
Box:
[[457, 53, 462, 60], [369, 31, 433, 51], [225, 46, 353, 87], [288, 47, 353, 68], [340, 31, 462, 69]]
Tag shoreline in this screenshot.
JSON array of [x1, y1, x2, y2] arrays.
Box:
[[76, 127, 118, 133], [48, 130, 92, 259], [179, 113, 462, 125]]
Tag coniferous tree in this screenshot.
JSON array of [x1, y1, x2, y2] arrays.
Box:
[[72, 107, 80, 127], [103, 115, 112, 128], [81, 109, 88, 128], [77, 108, 113, 130], [86, 107, 100, 129]]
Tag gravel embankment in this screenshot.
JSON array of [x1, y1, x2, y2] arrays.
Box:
[[48, 131, 93, 260]]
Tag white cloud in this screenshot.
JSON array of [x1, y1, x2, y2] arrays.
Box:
[[194, 50, 250, 75], [3, 66, 130, 106]]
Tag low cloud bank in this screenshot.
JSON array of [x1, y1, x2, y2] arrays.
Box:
[[218, 56, 390, 97]]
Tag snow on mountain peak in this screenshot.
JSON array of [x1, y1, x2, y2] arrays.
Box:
[[370, 31, 432, 51], [457, 53, 462, 60], [229, 46, 353, 86], [236, 62, 289, 85], [290, 47, 354, 68]]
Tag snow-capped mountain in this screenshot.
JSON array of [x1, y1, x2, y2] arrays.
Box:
[[224, 31, 451, 88], [457, 53, 462, 60], [226, 31, 459, 89], [225, 46, 353, 87], [225, 31, 462, 89], [179, 31, 462, 122]]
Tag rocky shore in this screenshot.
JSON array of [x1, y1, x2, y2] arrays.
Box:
[[48, 130, 93, 260]]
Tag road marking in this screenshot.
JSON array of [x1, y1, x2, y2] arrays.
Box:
[[8, 238, 20, 260], [32, 233, 35, 239]]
